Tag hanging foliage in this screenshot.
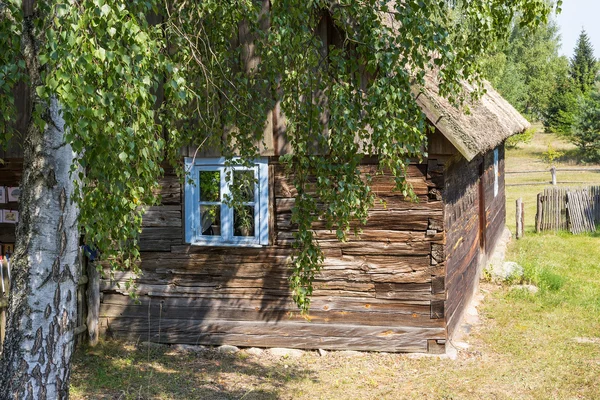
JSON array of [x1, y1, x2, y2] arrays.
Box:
[[0, 0, 556, 312]]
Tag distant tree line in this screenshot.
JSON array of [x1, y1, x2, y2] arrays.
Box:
[[483, 21, 600, 162]]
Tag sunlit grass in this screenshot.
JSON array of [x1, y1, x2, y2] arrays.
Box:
[[505, 129, 600, 232]]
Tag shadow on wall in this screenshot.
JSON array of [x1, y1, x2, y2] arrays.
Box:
[[99, 243, 295, 347]]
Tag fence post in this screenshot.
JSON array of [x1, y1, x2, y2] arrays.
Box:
[[551, 166, 557, 185], [535, 193, 542, 233], [516, 198, 524, 239], [86, 261, 100, 347]]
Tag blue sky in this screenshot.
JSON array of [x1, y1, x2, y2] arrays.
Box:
[[556, 0, 600, 58]]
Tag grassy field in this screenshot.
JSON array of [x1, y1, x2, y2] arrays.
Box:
[[505, 126, 600, 232], [70, 130, 600, 399]]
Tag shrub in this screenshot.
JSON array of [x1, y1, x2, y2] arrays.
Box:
[[541, 143, 563, 165], [506, 127, 536, 149]]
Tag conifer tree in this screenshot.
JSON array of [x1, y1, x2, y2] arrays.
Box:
[[570, 28, 598, 94]]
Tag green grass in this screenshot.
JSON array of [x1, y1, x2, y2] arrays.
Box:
[[70, 129, 600, 399], [505, 128, 600, 233]]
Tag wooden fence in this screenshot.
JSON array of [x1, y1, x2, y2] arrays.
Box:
[[506, 167, 600, 186], [536, 186, 600, 233], [0, 247, 97, 353]]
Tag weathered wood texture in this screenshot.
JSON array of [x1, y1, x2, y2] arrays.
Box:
[[100, 160, 448, 352], [483, 146, 506, 256], [443, 153, 480, 338], [443, 145, 506, 338], [535, 186, 600, 233], [86, 261, 100, 346]]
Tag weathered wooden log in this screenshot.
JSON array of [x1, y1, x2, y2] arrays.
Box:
[[141, 205, 182, 227], [516, 198, 523, 239], [86, 262, 100, 347], [100, 300, 445, 328], [73, 324, 88, 336], [101, 317, 442, 352]]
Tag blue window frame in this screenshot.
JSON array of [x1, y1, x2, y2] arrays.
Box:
[[184, 157, 269, 246]]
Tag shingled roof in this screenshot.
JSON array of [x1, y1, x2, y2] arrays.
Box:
[[413, 74, 530, 162]]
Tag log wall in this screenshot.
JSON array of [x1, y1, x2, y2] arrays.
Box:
[[443, 144, 506, 337], [484, 146, 506, 256], [99, 162, 448, 353]]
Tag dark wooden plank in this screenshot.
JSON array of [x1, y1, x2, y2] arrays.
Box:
[[100, 301, 444, 328], [142, 206, 182, 227], [430, 300, 445, 319], [102, 319, 437, 352], [140, 227, 183, 241], [104, 317, 444, 338], [431, 276, 445, 294], [276, 229, 444, 243], [156, 177, 181, 205], [102, 293, 432, 316], [276, 210, 440, 232]]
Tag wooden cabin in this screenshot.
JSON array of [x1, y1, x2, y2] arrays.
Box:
[[1, 82, 527, 354], [0, 16, 529, 354], [93, 76, 529, 353]]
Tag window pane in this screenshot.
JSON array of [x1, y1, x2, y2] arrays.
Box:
[[234, 206, 255, 237], [200, 205, 221, 236], [233, 170, 255, 202], [199, 171, 220, 202]]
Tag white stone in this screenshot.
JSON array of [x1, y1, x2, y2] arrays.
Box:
[[245, 347, 264, 356], [486, 261, 524, 283], [445, 345, 458, 360], [217, 345, 240, 354], [266, 348, 304, 358], [453, 341, 470, 350], [318, 348, 327, 357], [172, 344, 206, 353], [511, 284, 539, 294]]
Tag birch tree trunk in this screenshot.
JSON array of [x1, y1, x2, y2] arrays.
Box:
[[0, 7, 80, 399]]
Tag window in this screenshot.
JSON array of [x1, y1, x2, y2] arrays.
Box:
[[184, 157, 269, 246], [493, 148, 499, 197]]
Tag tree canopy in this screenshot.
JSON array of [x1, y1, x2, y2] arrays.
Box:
[[0, 0, 556, 313], [481, 12, 568, 122]]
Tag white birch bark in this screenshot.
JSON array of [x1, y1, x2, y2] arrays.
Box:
[[0, 7, 80, 399]]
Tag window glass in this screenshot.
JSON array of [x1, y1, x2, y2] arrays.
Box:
[[200, 171, 220, 202], [200, 205, 221, 236], [234, 205, 255, 237], [233, 170, 255, 202]]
